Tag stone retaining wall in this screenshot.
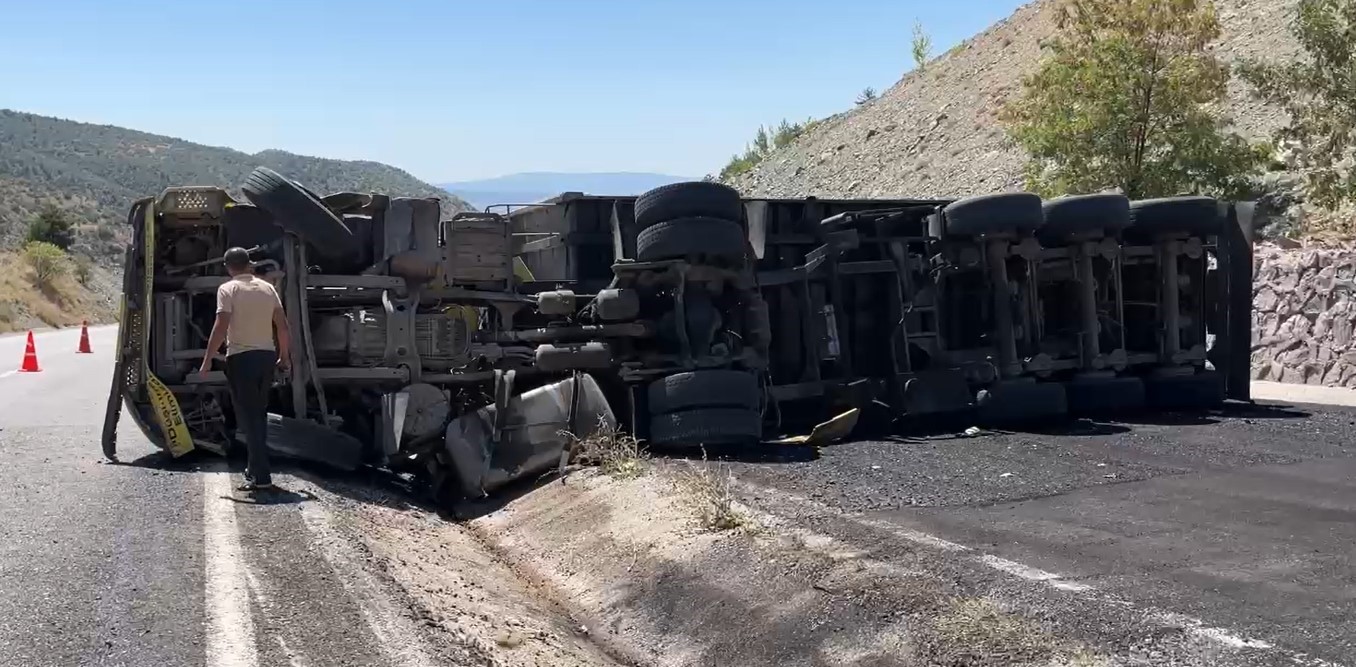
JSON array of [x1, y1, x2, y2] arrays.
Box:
[[1252, 243, 1356, 386]]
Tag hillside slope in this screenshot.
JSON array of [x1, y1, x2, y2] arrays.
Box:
[[0, 109, 472, 258], [728, 0, 1301, 199]]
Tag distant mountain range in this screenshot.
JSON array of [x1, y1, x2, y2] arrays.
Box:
[[0, 109, 471, 258], [440, 172, 692, 211]]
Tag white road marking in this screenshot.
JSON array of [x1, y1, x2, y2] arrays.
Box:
[[738, 481, 1345, 665], [978, 554, 1093, 592], [297, 499, 437, 667], [0, 370, 18, 379], [203, 472, 260, 667]]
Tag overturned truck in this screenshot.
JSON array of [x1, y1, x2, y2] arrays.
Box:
[[103, 172, 1256, 502]]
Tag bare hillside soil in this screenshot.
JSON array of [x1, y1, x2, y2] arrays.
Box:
[[729, 0, 1302, 201], [0, 251, 119, 334]]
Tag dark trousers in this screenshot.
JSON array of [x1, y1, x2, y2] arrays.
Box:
[[225, 350, 277, 485]]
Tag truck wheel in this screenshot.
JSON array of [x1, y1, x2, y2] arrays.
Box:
[[648, 370, 760, 415], [1128, 196, 1220, 237], [1039, 194, 1130, 243], [1066, 376, 1145, 416], [636, 217, 747, 264], [242, 168, 360, 260], [635, 181, 743, 230], [1145, 370, 1224, 410], [942, 192, 1045, 237], [649, 408, 762, 446]]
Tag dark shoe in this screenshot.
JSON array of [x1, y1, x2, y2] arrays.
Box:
[[236, 481, 276, 493]]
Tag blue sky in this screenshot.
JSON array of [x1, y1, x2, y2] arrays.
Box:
[[0, 0, 1026, 182]]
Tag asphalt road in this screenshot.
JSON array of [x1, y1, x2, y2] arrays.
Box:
[[729, 402, 1356, 665], [5, 325, 1356, 665], [0, 327, 464, 667]]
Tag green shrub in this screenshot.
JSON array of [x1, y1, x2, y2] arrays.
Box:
[[23, 241, 68, 288], [27, 204, 76, 250], [73, 254, 93, 286], [719, 118, 815, 181]]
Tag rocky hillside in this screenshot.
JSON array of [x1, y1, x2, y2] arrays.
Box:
[[728, 0, 1301, 200], [0, 109, 472, 260]]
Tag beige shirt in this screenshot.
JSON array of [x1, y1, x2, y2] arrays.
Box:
[[216, 274, 282, 357]]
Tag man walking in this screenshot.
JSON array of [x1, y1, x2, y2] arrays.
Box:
[[199, 247, 291, 492]]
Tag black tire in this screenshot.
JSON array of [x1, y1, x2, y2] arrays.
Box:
[[636, 217, 747, 263], [1040, 194, 1131, 242], [1066, 376, 1145, 416], [634, 181, 743, 230], [649, 408, 762, 446], [322, 191, 372, 213], [1144, 371, 1224, 410], [1128, 196, 1220, 237], [976, 381, 1068, 425], [241, 168, 360, 260], [648, 370, 760, 415], [942, 192, 1045, 237]]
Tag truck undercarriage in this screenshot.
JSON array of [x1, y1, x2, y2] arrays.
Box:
[[104, 171, 1256, 504]]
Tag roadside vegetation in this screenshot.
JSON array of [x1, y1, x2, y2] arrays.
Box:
[[718, 119, 818, 181], [673, 451, 754, 532], [912, 20, 933, 70], [566, 416, 648, 480], [1240, 0, 1356, 237], [0, 204, 112, 333], [1002, 0, 1270, 200]]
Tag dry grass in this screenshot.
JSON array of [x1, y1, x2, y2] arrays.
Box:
[[0, 251, 101, 333], [923, 597, 1111, 666], [672, 450, 755, 532], [563, 416, 648, 480]]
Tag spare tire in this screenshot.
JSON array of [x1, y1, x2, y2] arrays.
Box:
[[648, 370, 760, 415], [649, 408, 762, 446], [1040, 194, 1131, 242], [322, 191, 373, 214], [635, 182, 743, 229], [242, 168, 360, 260], [1128, 196, 1220, 237], [942, 192, 1044, 237], [636, 217, 747, 264]]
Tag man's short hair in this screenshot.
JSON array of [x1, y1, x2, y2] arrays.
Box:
[[223, 247, 252, 271]]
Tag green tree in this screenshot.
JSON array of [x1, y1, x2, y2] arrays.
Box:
[[23, 241, 68, 288], [27, 204, 76, 250], [856, 87, 878, 105], [1002, 0, 1268, 199], [912, 21, 932, 70], [1240, 0, 1356, 207]]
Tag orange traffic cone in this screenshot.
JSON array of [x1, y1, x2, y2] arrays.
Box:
[[19, 331, 40, 372], [77, 321, 92, 354]]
